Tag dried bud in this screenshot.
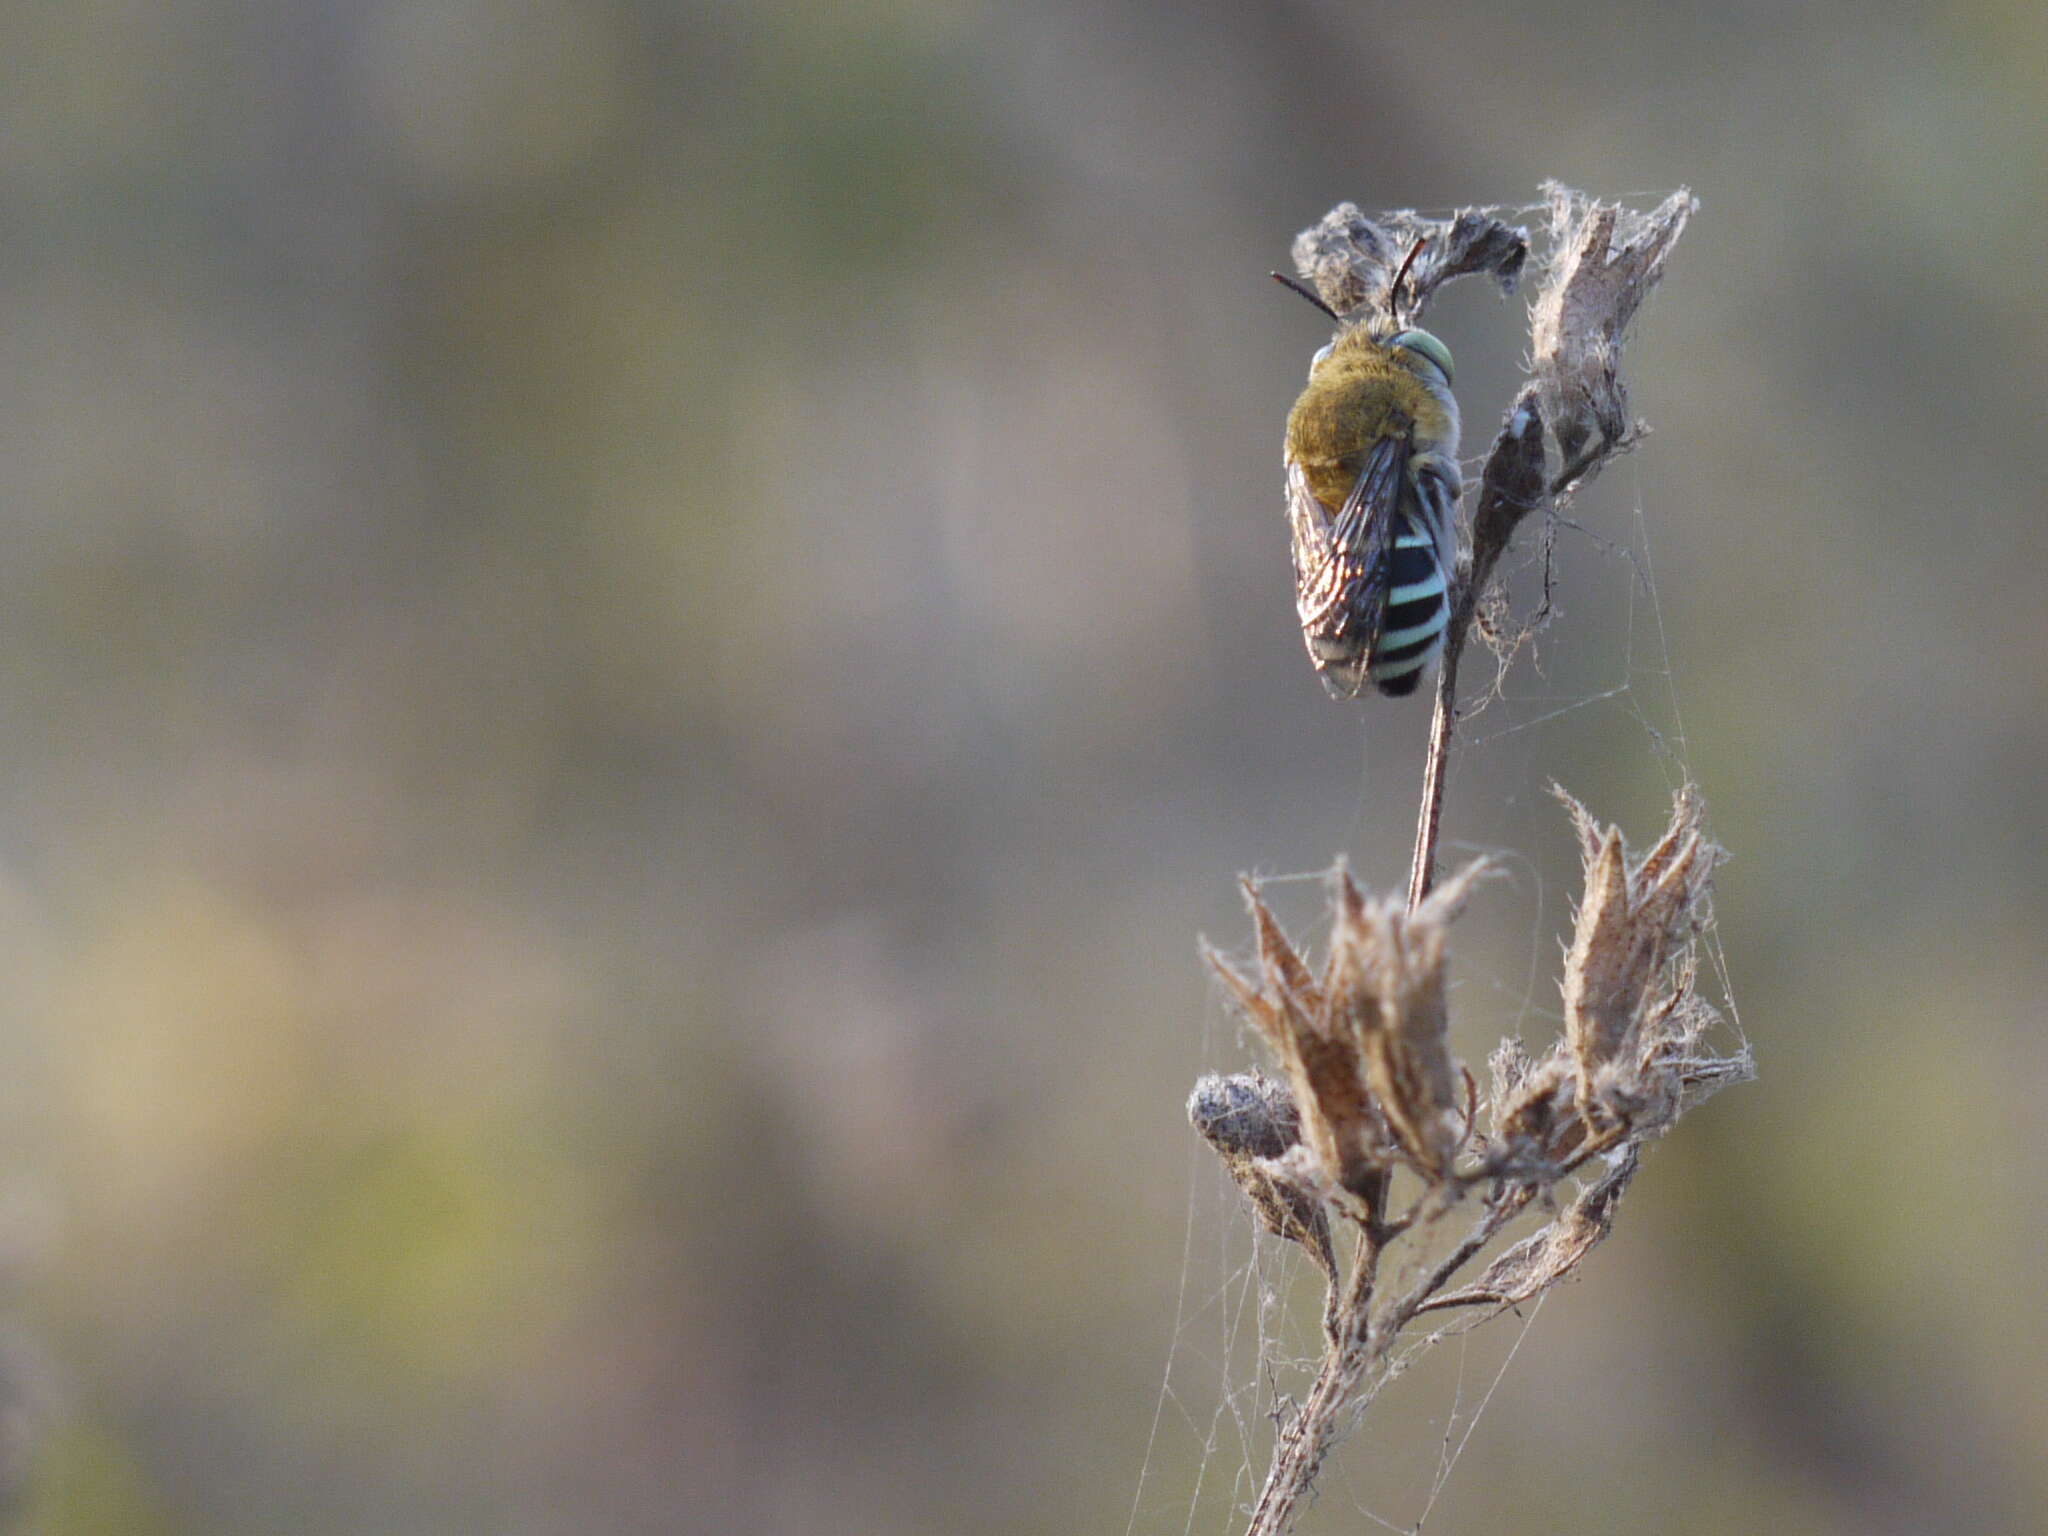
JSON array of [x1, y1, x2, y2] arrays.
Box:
[[1490, 1046, 1583, 1163], [1530, 184, 1695, 472], [1188, 1072, 1337, 1279], [1188, 1069, 1303, 1163]]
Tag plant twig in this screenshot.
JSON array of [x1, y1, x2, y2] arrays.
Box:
[[1407, 390, 1546, 909]]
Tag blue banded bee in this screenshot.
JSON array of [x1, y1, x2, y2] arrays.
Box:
[[1278, 258, 1461, 698]]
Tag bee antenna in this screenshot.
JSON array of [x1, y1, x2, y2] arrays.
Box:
[[1271, 271, 1343, 323], [1388, 237, 1428, 325]]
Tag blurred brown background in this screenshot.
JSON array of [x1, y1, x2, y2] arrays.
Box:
[[0, 1, 2043, 1532]]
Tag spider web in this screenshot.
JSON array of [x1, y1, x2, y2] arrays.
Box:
[[1129, 431, 1745, 1533]]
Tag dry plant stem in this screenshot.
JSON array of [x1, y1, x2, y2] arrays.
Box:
[[1245, 1190, 1530, 1536], [1407, 639, 1465, 913], [1248, 1245, 1388, 1536], [1407, 389, 1548, 911]]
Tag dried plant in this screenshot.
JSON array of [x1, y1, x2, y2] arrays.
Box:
[[1188, 186, 1750, 1536]]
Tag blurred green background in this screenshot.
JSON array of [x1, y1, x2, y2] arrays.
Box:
[[1, 0, 2043, 1531]]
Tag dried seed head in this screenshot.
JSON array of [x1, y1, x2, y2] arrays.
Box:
[[1556, 784, 1725, 1111], [1476, 788, 1753, 1168], [1529, 184, 1695, 470]]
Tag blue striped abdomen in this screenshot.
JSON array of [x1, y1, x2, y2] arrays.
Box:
[[1368, 508, 1450, 696]]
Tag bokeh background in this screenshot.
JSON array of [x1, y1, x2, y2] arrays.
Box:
[[1, 1, 2043, 1531]]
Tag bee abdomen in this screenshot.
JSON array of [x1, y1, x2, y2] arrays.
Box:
[[1368, 516, 1449, 697]]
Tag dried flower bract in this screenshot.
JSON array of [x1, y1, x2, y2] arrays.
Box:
[[1554, 783, 1741, 1132], [1530, 183, 1696, 473], [1290, 202, 1529, 321], [1331, 861, 1493, 1178]]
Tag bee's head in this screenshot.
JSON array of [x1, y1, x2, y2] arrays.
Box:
[[1386, 327, 1454, 387]]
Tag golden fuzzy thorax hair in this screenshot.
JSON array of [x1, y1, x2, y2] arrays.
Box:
[[1284, 329, 1459, 512]]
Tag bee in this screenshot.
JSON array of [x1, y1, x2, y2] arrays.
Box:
[[1278, 247, 1460, 699]]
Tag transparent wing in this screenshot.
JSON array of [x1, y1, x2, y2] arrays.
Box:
[[1286, 435, 1408, 697]]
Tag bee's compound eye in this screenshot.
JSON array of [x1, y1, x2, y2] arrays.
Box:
[[1389, 328, 1454, 384]]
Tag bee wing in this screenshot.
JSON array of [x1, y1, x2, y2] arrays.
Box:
[[1286, 436, 1407, 692], [1406, 449, 1462, 577]]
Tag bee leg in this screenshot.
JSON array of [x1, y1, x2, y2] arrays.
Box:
[[1407, 449, 1463, 571]]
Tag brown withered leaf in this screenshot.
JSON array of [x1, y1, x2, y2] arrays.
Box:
[[1433, 1146, 1639, 1313]]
